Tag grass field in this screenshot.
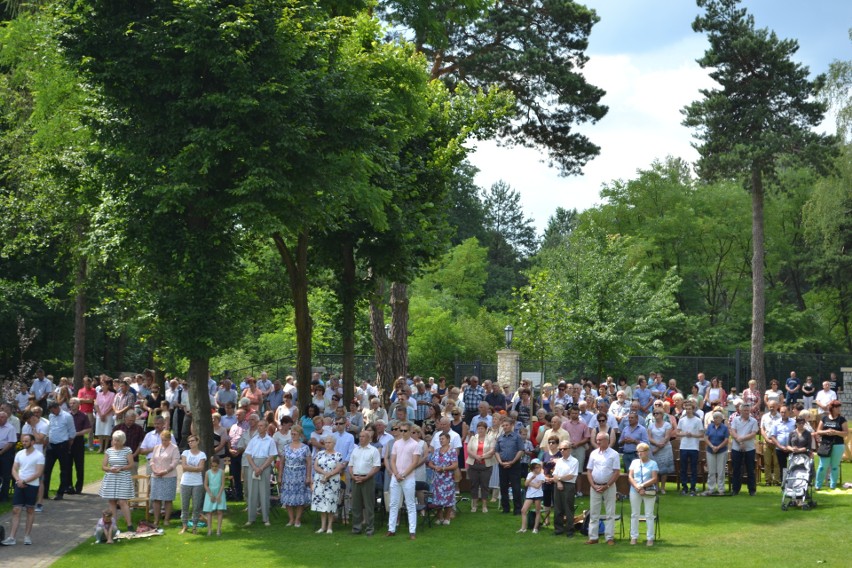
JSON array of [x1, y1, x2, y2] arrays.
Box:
[[45, 461, 851, 568]]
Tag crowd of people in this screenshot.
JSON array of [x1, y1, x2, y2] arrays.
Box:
[[0, 367, 847, 546]]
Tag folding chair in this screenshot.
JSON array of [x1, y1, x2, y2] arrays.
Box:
[[619, 493, 661, 541], [128, 475, 151, 523]]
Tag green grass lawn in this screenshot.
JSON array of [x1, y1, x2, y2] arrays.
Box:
[[48, 462, 851, 568]]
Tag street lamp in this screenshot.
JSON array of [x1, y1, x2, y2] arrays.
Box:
[[385, 323, 391, 338], [504, 325, 514, 349]]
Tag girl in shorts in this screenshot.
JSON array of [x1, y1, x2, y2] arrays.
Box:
[[518, 460, 546, 533]]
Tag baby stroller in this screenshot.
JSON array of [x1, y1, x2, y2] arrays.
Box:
[[780, 453, 816, 511]]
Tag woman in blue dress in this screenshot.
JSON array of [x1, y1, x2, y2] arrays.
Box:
[[280, 424, 312, 527]]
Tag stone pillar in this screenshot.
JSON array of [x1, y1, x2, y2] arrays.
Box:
[[841, 368, 852, 461], [496, 349, 520, 392]]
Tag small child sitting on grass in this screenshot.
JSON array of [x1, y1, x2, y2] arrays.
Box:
[[518, 460, 545, 533], [94, 509, 118, 544]]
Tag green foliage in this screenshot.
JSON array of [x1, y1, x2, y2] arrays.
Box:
[[513, 227, 683, 377], [820, 28, 852, 142], [683, 0, 835, 183], [407, 238, 501, 375], [381, 0, 608, 175]]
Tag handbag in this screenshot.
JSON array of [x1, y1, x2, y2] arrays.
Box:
[[816, 439, 832, 458]]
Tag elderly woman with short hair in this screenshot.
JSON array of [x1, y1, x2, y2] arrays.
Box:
[[704, 411, 729, 495], [100, 430, 135, 531]]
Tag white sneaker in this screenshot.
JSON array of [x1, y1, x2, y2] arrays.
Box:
[[1, 537, 16, 546], [24, 536, 32, 545]]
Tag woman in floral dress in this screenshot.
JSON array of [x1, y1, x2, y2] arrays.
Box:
[[428, 432, 458, 525], [311, 436, 344, 533], [280, 424, 312, 527]]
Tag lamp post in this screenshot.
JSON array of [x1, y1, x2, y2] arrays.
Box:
[[385, 323, 391, 338], [504, 325, 514, 349]]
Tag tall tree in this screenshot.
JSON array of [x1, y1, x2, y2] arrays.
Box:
[[481, 180, 538, 309], [682, 0, 835, 389], [381, 0, 608, 174]]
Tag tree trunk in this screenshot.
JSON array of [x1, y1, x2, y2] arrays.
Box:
[[369, 280, 394, 406], [340, 241, 356, 404], [73, 254, 87, 390], [273, 230, 313, 406], [750, 168, 766, 392], [389, 282, 409, 380], [187, 357, 213, 461]]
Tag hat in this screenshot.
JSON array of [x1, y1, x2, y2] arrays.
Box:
[[530, 458, 542, 466]]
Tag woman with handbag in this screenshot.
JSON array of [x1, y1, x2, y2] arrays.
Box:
[[628, 442, 659, 547], [815, 401, 847, 490]]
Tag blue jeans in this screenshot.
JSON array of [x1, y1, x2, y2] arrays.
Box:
[[680, 449, 698, 491], [622, 451, 637, 472]]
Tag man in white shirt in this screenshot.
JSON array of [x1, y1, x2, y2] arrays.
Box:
[[730, 403, 759, 496], [349, 430, 381, 536], [585, 432, 621, 545], [760, 402, 782, 485], [676, 401, 704, 495], [430, 418, 462, 452], [1, 434, 44, 546], [815, 381, 837, 415], [551, 441, 579, 538], [244, 420, 277, 526]]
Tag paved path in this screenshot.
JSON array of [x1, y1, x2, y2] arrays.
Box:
[[0, 479, 104, 566]]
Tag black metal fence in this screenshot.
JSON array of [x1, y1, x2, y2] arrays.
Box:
[[458, 351, 852, 393], [454, 361, 498, 386]]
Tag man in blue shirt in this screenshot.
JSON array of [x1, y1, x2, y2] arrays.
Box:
[[43, 402, 76, 500], [495, 419, 525, 515], [29, 369, 54, 414], [633, 377, 652, 418], [619, 411, 649, 472]]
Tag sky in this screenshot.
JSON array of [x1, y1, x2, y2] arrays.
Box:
[[468, 0, 852, 234]]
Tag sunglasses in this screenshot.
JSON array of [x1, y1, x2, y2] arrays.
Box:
[[335, 422, 345, 425], [597, 418, 606, 422], [398, 429, 409, 433], [548, 440, 558, 444], [391, 428, 399, 432]]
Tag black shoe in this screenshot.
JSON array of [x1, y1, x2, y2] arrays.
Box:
[[566, 532, 575, 538], [513, 511, 522, 516], [501, 510, 510, 514], [53, 494, 64, 501], [65, 488, 77, 495], [554, 531, 564, 536]]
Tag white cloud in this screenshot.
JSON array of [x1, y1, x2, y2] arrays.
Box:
[[470, 36, 717, 234]]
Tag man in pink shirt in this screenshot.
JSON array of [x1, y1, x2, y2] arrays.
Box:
[[386, 422, 422, 540], [562, 407, 591, 472]]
